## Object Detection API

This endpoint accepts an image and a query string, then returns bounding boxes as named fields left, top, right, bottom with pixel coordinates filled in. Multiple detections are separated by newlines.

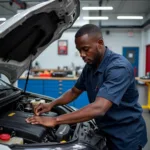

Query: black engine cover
left=0, top=111, right=52, bottom=143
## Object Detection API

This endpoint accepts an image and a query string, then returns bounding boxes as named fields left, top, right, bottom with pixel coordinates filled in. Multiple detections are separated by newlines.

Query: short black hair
left=75, top=24, right=102, bottom=39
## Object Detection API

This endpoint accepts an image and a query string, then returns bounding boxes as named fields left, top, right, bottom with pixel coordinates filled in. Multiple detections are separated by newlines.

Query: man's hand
left=26, top=116, right=57, bottom=127
left=33, top=103, right=52, bottom=116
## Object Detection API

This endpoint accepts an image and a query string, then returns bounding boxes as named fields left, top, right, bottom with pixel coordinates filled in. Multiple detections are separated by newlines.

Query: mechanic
left=26, top=24, right=147, bottom=150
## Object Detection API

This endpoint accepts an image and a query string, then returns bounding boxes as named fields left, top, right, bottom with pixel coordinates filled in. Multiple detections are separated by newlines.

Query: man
left=26, top=24, right=147, bottom=150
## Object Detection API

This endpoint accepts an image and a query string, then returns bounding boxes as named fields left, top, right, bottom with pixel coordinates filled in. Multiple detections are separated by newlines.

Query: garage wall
left=34, top=31, right=85, bottom=69
left=103, top=29, right=141, bottom=54
left=34, top=29, right=142, bottom=72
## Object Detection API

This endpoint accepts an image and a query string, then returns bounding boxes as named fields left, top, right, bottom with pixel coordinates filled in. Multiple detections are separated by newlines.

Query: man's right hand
left=33, top=103, right=52, bottom=116
left=33, top=87, right=82, bottom=116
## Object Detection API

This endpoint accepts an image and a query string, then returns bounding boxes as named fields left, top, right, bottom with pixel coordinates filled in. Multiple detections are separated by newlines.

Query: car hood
left=0, top=0, right=80, bottom=84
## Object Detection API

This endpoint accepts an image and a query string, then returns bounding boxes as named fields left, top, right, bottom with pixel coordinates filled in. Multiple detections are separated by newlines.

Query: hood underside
left=0, top=0, right=80, bottom=84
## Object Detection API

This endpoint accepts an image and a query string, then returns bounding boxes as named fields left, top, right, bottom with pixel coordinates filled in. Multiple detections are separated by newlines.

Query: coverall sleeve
left=96, top=66, right=132, bottom=105
left=74, top=67, right=86, bottom=91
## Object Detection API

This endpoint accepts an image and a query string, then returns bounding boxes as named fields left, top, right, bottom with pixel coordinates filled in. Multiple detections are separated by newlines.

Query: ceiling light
left=0, top=18, right=6, bottom=21
left=82, top=7, right=113, bottom=10
left=83, top=16, right=109, bottom=20
left=117, top=16, right=143, bottom=19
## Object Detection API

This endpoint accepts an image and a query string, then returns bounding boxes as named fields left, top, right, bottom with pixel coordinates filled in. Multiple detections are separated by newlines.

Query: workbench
left=18, top=77, right=89, bottom=109
left=136, top=77, right=150, bottom=110
left=19, top=77, right=148, bottom=109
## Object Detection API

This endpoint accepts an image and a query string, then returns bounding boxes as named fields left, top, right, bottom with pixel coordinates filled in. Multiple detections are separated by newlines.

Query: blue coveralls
left=75, top=48, right=147, bottom=150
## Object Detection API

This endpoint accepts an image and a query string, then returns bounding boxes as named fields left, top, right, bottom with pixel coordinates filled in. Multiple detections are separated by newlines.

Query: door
left=146, top=45, right=150, bottom=75
left=123, top=47, right=139, bottom=77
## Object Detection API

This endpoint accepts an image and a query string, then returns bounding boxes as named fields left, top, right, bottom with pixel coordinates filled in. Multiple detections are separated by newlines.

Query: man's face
left=75, top=34, right=104, bottom=65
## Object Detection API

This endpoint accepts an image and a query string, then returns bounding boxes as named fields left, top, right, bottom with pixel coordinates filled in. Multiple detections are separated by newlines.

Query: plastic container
left=31, top=99, right=45, bottom=105
left=0, top=137, right=24, bottom=145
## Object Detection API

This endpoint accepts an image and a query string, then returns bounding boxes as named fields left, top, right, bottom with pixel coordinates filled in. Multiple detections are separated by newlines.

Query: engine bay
left=0, top=82, right=108, bottom=150
left=0, top=94, right=79, bottom=145
left=0, top=90, right=98, bottom=146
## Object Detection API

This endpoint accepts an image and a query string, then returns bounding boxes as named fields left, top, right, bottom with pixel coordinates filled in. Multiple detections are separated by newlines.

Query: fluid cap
left=0, top=134, right=11, bottom=141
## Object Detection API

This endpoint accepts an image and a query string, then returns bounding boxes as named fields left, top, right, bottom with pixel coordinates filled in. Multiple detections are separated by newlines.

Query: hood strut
left=24, top=58, right=32, bottom=93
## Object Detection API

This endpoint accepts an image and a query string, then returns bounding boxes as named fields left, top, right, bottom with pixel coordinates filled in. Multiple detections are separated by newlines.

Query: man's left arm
left=55, top=97, right=112, bottom=125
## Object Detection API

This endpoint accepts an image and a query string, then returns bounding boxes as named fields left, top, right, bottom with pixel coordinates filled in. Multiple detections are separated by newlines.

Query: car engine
left=0, top=110, right=58, bottom=143
left=0, top=95, right=76, bottom=145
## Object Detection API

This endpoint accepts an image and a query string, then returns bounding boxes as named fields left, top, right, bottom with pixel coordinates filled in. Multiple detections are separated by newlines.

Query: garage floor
left=137, top=83, right=149, bottom=150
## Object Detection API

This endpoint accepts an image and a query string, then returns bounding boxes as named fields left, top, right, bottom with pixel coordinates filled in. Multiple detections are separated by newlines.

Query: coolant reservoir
left=31, top=99, right=45, bottom=105
left=0, top=137, right=24, bottom=145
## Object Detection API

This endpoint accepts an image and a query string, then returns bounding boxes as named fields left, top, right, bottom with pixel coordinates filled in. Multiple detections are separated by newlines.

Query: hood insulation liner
left=0, top=11, right=59, bottom=62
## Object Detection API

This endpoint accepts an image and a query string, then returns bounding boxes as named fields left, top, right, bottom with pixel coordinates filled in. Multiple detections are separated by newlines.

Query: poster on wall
left=58, top=40, right=68, bottom=55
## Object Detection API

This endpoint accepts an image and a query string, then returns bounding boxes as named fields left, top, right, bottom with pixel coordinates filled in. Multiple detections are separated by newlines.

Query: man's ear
left=98, top=39, right=104, bottom=45
left=97, top=39, right=104, bottom=49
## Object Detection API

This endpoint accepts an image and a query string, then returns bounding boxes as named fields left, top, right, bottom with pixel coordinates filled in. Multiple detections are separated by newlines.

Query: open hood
left=0, top=0, right=80, bottom=84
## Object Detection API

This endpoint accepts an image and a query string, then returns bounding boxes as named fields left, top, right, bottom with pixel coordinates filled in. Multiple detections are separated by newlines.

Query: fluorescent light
left=82, top=7, right=113, bottom=10
left=117, top=16, right=143, bottom=20
left=0, top=18, right=6, bottom=21
left=83, top=16, right=109, bottom=20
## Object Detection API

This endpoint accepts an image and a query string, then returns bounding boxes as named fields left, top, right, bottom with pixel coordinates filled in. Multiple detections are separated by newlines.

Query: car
left=0, top=0, right=107, bottom=150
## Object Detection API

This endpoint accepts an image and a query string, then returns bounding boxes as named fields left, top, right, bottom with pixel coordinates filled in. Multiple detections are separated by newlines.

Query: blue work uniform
left=75, top=48, right=147, bottom=150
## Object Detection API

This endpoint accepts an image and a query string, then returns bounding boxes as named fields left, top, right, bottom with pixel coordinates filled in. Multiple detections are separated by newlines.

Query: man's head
left=75, top=24, right=105, bottom=66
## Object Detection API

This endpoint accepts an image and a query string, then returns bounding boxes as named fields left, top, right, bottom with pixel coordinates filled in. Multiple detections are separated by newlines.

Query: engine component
left=40, top=112, right=58, bottom=117
left=24, top=103, right=32, bottom=113
left=55, top=124, right=71, bottom=142
left=0, top=134, right=11, bottom=141
left=19, top=97, right=46, bottom=113
left=0, top=111, right=57, bottom=143
left=30, top=99, right=45, bottom=106
left=0, top=136, right=24, bottom=145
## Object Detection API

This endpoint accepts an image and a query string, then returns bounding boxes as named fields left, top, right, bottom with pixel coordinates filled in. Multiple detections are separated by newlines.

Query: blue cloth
left=75, top=48, right=147, bottom=150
